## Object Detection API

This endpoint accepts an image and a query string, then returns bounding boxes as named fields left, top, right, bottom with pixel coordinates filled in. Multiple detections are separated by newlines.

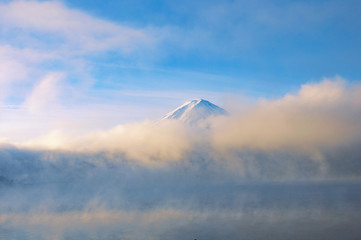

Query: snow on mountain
left=161, top=99, right=227, bottom=125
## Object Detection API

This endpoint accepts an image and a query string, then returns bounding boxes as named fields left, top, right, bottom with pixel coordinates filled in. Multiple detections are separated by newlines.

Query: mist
left=1, top=79, right=361, bottom=239
left=1, top=146, right=361, bottom=239
left=1, top=0, right=360, bottom=238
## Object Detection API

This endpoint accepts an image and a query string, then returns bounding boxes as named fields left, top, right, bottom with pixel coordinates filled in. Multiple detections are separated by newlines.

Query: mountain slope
left=162, top=99, right=227, bottom=125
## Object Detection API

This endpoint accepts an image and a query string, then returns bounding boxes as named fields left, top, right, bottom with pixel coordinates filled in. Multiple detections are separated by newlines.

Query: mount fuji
left=161, top=99, right=227, bottom=125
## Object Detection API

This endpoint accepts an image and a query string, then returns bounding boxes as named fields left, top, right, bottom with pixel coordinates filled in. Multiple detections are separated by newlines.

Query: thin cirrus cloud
left=0, top=45, right=41, bottom=101
left=0, top=0, right=154, bottom=54
left=0, top=0, right=157, bottom=100
left=23, top=72, right=65, bottom=112
left=0, top=0, right=162, bottom=137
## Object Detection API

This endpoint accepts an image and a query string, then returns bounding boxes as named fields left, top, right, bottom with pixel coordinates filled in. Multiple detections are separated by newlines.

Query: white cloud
left=0, top=45, right=34, bottom=101
left=0, top=0, right=153, bottom=54
left=0, top=0, right=158, bottom=104
left=0, top=0, right=164, bottom=139
left=24, top=72, right=64, bottom=112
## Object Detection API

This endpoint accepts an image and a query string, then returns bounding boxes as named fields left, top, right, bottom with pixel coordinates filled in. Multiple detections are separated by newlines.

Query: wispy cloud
left=24, top=72, right=64, bottom=112
left=0, top=0, right=153, bottom=54
left=0, top=0, right=165, bottom=140
left=0, top=1, right=360, bottom=239
left=0, top=0, right=158, bottom=103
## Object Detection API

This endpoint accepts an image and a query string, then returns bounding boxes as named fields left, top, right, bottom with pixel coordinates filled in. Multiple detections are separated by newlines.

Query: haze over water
left=1, top=0, right=361, bottom=239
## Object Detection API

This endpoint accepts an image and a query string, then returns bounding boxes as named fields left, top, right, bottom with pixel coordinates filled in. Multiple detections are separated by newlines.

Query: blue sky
left=0, top=0, right=361, bottom=141
left=63, top=0, right=361, bottom=89
left=2, top=2, right=361, bottom=238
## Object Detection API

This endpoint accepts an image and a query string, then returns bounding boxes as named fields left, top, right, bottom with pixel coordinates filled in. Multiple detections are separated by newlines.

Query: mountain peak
left=162, top=99, right=227, bottom=125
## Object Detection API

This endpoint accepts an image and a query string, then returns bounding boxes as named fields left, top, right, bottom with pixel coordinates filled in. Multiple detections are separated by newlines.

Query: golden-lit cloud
left=24, top=120, right=194, bottom=166
left=18, top=78, right=361, bottom=168
left=211, top=78, right=361, bottom=154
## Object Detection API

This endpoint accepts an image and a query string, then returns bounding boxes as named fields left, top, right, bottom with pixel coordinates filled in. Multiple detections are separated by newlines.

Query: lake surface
left=1, top=181, right=361, bottom=240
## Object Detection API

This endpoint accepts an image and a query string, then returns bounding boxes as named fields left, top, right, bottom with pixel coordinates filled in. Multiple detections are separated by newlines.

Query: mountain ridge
left=161, top=99, right=227, bottom=125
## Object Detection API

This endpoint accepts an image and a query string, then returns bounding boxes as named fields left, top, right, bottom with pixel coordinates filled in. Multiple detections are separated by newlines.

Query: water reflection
left=1, top=181, right=361, bottom=240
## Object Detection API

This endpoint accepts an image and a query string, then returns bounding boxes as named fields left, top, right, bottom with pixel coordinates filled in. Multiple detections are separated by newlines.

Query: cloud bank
left=0, top=78, right=353, bottom=180
left=212, top=78, right=361, bottom=153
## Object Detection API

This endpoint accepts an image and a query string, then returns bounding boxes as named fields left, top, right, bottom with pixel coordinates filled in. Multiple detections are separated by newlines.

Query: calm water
left=1, top=181, right=361, bottom=240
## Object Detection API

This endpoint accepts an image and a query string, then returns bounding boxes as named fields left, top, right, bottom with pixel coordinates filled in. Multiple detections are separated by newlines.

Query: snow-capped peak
left=162, top=99, right=227, bottom=125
